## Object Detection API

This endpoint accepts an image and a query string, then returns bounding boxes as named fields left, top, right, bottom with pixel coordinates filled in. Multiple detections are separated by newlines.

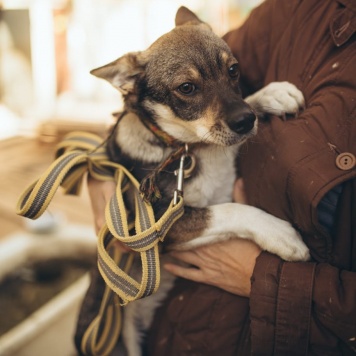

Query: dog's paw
left=270, top=221, right=310, bottom=262
left=253, top=214, right=310, bottom=262
left=244, top=208, right=310, bottom=261
left=246, top=81, right=305, bottom=118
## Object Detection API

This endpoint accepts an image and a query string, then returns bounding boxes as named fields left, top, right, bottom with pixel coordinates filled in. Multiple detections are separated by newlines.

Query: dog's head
left=91, top=7, right=257, bottom=146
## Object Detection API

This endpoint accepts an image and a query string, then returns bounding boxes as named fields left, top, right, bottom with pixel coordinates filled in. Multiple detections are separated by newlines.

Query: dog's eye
left=228, top=63, right=240, bottom=78
left=178, top=83, right=196, bottom=95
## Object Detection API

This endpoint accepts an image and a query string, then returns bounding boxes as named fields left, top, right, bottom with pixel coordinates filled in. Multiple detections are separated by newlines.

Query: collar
left=138, top=113, right=180, bottom=147
left=112, top=110, right=179, bottom=147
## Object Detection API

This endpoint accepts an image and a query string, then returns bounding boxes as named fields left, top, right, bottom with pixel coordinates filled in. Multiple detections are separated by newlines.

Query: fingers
left=164, top=250, right=204, bottom=282
left=169, top=251, right=200, bottom=265
left=87, top=176, right=116, bottom=202
left=164, top=240, right=262, bottom=296
left=87, top=177, right=116, bottom=234
left=164, top=261, right=203, bottom=282
left=233, top=178, right=247, bottom=204
left=87, top=177, right=131, bottom=252
left=113, top=240, right=132, bottom=252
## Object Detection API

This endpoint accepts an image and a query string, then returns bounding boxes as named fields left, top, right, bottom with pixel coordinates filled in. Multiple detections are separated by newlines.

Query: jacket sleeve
left=224, top=0, right=356, bottom=353
left=250, top=249, right=356, bottom=355
left=250, top=177, right=356, bottom=354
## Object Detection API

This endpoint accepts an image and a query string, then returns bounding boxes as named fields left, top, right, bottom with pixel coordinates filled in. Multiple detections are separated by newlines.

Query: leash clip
left=173, top=144, right=189, bottom=206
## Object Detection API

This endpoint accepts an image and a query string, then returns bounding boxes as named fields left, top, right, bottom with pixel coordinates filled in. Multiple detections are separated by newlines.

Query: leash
left=81, top=243, right=133, bottom=356
left=16, top=131, right=186, bottom=355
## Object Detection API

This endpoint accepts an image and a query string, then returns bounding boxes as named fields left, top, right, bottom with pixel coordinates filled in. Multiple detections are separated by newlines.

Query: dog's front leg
left=165, top=204, right=309, bottom=262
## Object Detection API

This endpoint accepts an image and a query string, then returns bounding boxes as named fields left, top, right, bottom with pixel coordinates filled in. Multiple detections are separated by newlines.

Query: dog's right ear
left=175, top=6, right=202, bottom=26
left=90, top=52, right=145, bottom=95
left=175, top=6, right=211, bottom=30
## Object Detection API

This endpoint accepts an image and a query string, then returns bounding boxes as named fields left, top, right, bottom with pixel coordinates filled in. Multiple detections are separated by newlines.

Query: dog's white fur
left=115, top=82, right=309, bottom=355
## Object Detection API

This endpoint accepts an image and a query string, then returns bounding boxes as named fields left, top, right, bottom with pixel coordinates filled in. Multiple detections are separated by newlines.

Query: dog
left=90, top=6, right=309, bottom=355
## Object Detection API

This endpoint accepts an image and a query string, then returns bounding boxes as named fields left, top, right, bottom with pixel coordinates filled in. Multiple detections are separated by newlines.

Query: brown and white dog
left=91, top=7, right=309, bottom=355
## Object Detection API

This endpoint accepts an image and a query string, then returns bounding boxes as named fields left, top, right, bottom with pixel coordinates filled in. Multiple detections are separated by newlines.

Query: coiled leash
left=16, top=131, right=187, bottom=355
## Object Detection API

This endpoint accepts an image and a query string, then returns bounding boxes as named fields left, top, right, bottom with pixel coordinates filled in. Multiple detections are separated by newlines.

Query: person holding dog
left=87, top=0, right=356, bottom=354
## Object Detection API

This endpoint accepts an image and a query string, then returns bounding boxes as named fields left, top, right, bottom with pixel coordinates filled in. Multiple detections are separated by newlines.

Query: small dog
left=91, top=7, right=309, bottom=355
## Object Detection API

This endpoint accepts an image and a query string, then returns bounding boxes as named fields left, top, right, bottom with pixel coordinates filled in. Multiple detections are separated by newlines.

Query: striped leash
left=16, top=131, right=185, bottom=355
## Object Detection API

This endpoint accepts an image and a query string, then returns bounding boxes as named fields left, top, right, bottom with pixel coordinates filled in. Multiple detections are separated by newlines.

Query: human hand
left=164, top=239, right=261, bottom=297
left=87, top=177, right=130, bottom=252
left=164, top=178, right=262, bottom=297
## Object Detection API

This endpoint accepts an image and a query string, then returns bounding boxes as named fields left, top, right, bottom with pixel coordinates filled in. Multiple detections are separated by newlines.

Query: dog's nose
left=228, top=113, right=256, bottom=134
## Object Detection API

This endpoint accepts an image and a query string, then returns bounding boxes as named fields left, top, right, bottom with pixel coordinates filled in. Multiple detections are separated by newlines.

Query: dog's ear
left=175, top=6, right=211, bottom=31
left=90, top=52, right=145, bottom=95
left=175, top=6, right=203, bottom=26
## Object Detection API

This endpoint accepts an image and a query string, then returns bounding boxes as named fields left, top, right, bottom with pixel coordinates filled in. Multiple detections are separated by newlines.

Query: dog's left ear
left=175, top=6, right=210, bottom=29
left=90, top=52, right=145, bottom=95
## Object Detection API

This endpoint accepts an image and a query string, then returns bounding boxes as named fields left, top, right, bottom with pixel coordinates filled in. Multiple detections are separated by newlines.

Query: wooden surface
left=0, top=136, right=94, bottom=240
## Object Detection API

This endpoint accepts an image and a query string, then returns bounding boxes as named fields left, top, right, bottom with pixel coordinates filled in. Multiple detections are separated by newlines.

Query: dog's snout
left=228, top=113, right=256, bottom=134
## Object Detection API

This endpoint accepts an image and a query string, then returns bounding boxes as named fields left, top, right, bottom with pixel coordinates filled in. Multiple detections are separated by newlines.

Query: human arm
left=225, top=0, right=356, bottom=351
left=248, top=179, right=356, bottom=354
left=164, top=182, right=356, bottom=354
left=167, top=0, right=356, bottom=353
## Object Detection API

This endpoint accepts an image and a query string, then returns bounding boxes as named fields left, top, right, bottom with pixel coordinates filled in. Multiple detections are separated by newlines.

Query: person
left=88, top=0, right=356, bottom=354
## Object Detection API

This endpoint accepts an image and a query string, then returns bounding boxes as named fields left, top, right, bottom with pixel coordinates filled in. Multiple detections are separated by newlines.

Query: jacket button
left=335, top=152, right=356, bottom=170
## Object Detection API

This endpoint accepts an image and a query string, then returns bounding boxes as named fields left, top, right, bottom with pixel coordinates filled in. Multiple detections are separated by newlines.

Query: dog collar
left=112, top=111, right=179, bottom=147
left=138, top=114, right=179, bottom=147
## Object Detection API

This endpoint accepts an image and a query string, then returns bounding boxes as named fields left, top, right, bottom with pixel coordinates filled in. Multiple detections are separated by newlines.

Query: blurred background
left=0, top=0, right=263, bottom=139
left=0, top=1, right=263, bottom=355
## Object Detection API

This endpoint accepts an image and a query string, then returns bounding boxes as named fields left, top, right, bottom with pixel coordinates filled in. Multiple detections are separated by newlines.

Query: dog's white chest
left=184, top=145, right=237, bottom=207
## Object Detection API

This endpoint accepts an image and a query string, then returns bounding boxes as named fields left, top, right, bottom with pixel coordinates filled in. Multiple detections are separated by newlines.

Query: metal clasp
left=173, top=144, right=195, bottom=206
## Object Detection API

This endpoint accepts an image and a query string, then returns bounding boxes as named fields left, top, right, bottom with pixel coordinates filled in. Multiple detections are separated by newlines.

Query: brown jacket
left=147, top=0, right=356, bottom=355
